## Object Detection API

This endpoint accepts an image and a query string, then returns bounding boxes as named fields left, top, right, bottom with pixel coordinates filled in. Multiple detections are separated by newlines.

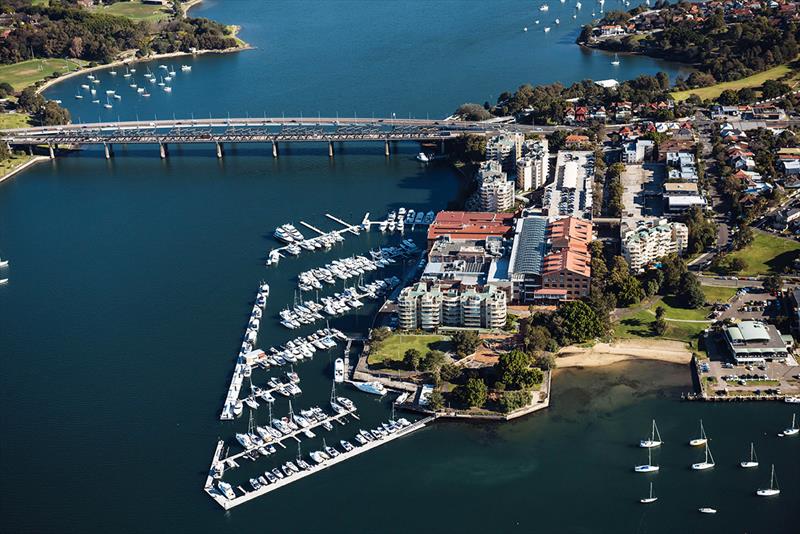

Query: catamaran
left=639, top=419, right=662, bottom=448
left=740, top=442, right=759, bottom=468
left=634, top=447, right=659, bottom=473
left=689, top=419, right=708, bottom=446
left=691, top=442, right=715, bottom=470
left=780, top=413, right=798, bottom=436
left=640, top=482, right=657, bottom=503
left=756, top=464, right=780, bottom=496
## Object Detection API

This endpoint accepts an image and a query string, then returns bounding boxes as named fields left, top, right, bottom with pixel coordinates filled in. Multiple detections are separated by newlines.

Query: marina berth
left=205, top=416, right=430, bottom=509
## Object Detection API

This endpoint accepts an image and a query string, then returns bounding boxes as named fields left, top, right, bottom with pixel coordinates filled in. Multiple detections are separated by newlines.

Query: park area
left=92, top=0, right=172, bottom=21
left=670, top=62, right=798, bottom=101
left=725, top=231, right=800, bottom=276
left=0, top=58, right=87, bottom=92
left=367, top=334, right=451, bottom=366
left=614, top=285, right=736, bottom=346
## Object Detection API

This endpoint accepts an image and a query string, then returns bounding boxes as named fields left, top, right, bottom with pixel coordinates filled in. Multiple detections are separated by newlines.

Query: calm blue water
left=1, top=1, right=797, bottom=533
left=46, top=0, right=692, bottom=122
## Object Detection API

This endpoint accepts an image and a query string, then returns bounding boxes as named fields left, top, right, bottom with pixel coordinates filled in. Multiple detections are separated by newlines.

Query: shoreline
left=557, top=339, right=693, bottom=369
left=0, top=155, right=48, bottom=185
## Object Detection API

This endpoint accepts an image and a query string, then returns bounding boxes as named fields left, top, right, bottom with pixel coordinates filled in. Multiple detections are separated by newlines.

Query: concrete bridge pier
left=48, top=144, right=55, bottom=159
left=328, top=141, right=334, bottom=158
left=216, top=142, right=223, bottom=159
left=159, top=142, right=167, bottom=159
left=103, top=142, right=112, bottom=160
left=271, top=140, right=278, bottom=158
left=384, top=140, right=390, bottom=157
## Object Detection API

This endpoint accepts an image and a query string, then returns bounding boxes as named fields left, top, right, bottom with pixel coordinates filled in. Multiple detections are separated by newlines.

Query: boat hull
left=689, top=438, right=707, bottom=447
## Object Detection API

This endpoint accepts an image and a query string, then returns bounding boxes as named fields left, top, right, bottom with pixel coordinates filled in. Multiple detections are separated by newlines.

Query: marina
left=266, top=214, right=363, bottom=267
left=205, top=415, right=433, bottom=510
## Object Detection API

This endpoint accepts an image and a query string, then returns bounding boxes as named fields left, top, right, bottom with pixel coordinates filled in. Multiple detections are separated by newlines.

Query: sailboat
left=0, top=258, right=8, bottom=268
left=780, top=413, right=798, bottom=436
left=689, top=419, right=708, bottom=446
left=611, top=53, right=620, bottom=66
left=640, top=482, right=657, bottom=504
left=103, top=97, right=112, bottom=109
left=691, top=442, right=715, bottom=470
left=639, top=419, right=662, bottom=448
left=756, top=464, right=780, bottom=496
left=634, top=447, right=659, bottom=473
left=740, top=442, right=759, bottom=468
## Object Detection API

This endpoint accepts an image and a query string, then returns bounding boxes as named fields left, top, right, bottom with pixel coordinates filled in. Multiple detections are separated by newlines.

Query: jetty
left=204, top=415, right=434, bottom=510
left=266, top=213, right=365, bottom=267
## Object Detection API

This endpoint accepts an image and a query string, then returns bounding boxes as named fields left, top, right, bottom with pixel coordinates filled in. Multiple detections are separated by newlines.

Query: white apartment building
left=477, top=161, right=514, bottom=212
left=396, top=282, right=507, bottom=331
left=621, top=218, right=689, bottom=272
left=485, top=133, right=523, bottom=171
left=516, top=143, right=549, bottom=193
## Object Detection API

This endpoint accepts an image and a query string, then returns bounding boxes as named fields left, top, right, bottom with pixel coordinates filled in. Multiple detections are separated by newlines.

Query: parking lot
left=712, top=286, right=783, bottom=322
left=700, top=330, right=800, bottom=398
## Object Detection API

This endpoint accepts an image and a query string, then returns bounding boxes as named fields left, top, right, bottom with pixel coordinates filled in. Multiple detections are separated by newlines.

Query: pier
left=205, top=416, right=434, bottom=510
left=266, top=213, right=365, bottom=267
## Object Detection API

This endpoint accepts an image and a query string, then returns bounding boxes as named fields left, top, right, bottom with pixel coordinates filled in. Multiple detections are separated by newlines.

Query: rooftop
left=427, top=211, right=514, bottom=242
left=508, top=216, right=547, bottom=275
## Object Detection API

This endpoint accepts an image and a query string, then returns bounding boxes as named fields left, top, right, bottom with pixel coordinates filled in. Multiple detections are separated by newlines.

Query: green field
left=0, top=112, right=32, bottom=130
left=368, top=334, right=451, bottom=365
left=645, top=286, right=735, bottom=321
left=614, top=309, right=707, bottom=346
left=94, top=1, right=172, bottom=21
left=701, top=285, right=737, bottom=303
left=0, top=153, right=34, bottom=179
left=671, top=63, right=797, bottom=101
left=0, top=58, right=87, bottom=92
left=726, top=231, right=800, bottom=276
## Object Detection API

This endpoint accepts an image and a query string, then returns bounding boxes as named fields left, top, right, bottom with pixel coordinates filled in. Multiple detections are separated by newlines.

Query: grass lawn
left=368, top=334, right=451, bottom=366
left=0, top=112, right=32, bottom=130
left=646, top=286, right=735, bottom=322
left=0, top=153, right=34, bottom=178
left=671, top=62, right=797, bottom=101
left=94, top=0, right=172, bottom=21
left=0, top=58, right=87, bottom=92
left=726, top=230, right=800, bottom=276
left=615, top=304, right=708, bottom=347
left=701, top=285, right=737, bottom=303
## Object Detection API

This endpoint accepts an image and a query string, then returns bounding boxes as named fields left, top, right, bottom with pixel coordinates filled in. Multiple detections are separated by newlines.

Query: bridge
left=0, top=117, right=553, bottom=159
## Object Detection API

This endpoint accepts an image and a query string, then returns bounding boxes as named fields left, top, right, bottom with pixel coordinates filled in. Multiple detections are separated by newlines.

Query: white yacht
left=634, top=448, right=659, bottom=473
left=689, top=419, right=708, bottom=446
left=781, top=413, right=798, bottom=436
left=639, top=419, right=662, bottom=448
left=0, top=278, right=8, bottom=285
left=217, top=481, right=236, bottom=499
left=181, top=65, right=192, bottom=71
left=539, top=4, right=549, bottom=10
left=416, top=152, right=430, bottom=162
left=334, top=358, right=344, bottom=383
left=576, top=1, right=582, bottom=9
left=544, top=27, right=551, bottom=33
left=698, top=508, right=717, bottom=514
left=691, top=443, right=715, bottom=470
left=164, top=86, right=172, bottom=93
left=353, top=381, right=387, bottom=396
left=0, top=258, right=8, bottom=267
left=740, top=442, right=758, bottom=468
left=756, top=464, right=780, bottom=496
left=274, top=226, right=294, bottom=243
left=640, top=482, right=657, bottom=504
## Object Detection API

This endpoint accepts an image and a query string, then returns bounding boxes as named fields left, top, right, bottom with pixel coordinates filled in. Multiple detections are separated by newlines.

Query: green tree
left=652, top=316, right=668, bottom=336
left=556, top=300, right=604, bottom=344
left=535, top=352, right=556, bottom=371
left=440, top=362, right=461, bottom=382
left=655, top=305, right=666, bottom=319
left=39, top=101, right=70, bottom=126
left=17, top=87, right=44, bottom=113
left=428, top=389, right=444, bottom=411
left=521, top=323, right=553, bottom=352
left=680, top=272, right=705, bottom=309
left=0, top=82, right=13, bottom=98
left=660, top=254, right=687, bottom=295
left=420, top=350, right=447, bottom=372
left=732, top=226, right=754, bottom=250
left=616, top=275, right=644, bottom=307
left=451, top=330, right=480, bottom=359
left=497, top=349, right=536, bottom=390
left=455, top=103, right=492, bottom=121
left=763, top=274, right=783, bottom=295
left=498, top=390, right=531, bottom=413
left=460, top=378, right=488, bottom=408
left=403, top=348, right=422, bottom=371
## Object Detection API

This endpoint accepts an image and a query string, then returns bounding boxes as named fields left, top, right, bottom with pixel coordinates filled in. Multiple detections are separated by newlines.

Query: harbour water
left=1, top=1, right=797, bottom=532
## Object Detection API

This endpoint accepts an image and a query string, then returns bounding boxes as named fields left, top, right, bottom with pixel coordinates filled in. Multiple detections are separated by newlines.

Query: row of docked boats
left=297, top=255, right=379, bottom=290
left=378, top=208, right=435, bottom=232
left=220, top=282, right=270, bottom=420
left=261, top=327, right=347, bottom=365
left=216, top=417, right=413, bottom=501
left=0, top=256, right=8, bottom=285
left=279, top=280, right=398, bottom=329
left=634, top=417, right=796, bottom=507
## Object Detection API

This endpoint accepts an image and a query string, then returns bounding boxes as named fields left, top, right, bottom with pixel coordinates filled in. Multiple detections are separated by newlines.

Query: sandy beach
left=557, top=339, right=693, bottom=368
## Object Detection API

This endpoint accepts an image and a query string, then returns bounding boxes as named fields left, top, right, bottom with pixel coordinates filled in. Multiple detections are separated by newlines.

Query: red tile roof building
left=541, top=217, right=592, bottom=299
left=427, top=211, right=514, bottom=247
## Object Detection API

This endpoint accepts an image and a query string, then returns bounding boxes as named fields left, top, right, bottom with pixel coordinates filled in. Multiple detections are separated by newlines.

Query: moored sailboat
left=691, top=442, right=715, bottom=470
left=634, top=447, right=659, bottom=473
left=639, top=419, right=662, bottom=448
left=756, top=464, right=780, bottom=496
left=640, top=482, right=657, bottom=504
left=689, top=419, right=708, bottom=446
left=740, top=442, right=758, bottom=468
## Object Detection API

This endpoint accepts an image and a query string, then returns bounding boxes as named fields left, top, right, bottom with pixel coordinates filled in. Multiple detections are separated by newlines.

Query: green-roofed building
left=723, top=320, right=793, bottom=364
